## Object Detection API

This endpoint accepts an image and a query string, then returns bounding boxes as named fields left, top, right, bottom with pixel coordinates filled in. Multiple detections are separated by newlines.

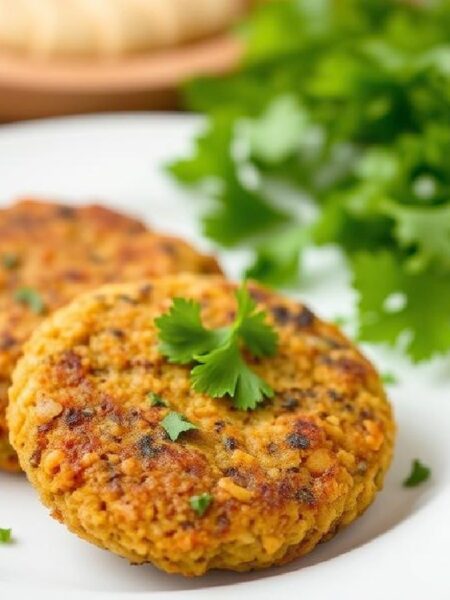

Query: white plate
left=0, top=114, right=448, bottom=600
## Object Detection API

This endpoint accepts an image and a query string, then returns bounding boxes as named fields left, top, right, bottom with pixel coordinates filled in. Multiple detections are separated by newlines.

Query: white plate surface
left=0, top=114, right=448, bottom=600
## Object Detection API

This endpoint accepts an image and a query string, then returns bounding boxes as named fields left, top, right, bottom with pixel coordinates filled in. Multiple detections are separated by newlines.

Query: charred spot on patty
left=286, top=432, right=310, bottom=450
left=137, top=434, right=160, bottom=459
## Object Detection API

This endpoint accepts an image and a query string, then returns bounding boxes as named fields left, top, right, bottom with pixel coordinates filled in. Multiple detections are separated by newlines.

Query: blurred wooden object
left=0, top=34, right=242, bottom=121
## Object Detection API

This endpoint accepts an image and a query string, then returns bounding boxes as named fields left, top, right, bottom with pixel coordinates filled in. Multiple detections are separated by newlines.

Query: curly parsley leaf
left=403, top=459, right=431, bottom=487
left=190, top=493, right=213, bottom=516
left=0, top=528, right=12, bottom=544
left=161, top=411, right=197, bottom=442
left=156, top=284, right=278, bottom=410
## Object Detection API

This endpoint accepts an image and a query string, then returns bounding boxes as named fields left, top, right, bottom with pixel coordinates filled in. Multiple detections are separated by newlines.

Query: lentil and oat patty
left=8, top=274, right=395, bottom=576
left=0, top=200, right=220, bottom=471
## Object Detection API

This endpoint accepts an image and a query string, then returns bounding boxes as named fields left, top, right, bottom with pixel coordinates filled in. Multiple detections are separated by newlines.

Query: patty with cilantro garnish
left=0, top=200, right=220, bottom=472
left=8, top=274, right=395, bottom=576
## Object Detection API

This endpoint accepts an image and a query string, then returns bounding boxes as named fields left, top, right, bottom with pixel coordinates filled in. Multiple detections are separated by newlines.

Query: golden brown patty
left=8, top=274, right=395, bottom=576
left=0, top=200, right=220, bottom=471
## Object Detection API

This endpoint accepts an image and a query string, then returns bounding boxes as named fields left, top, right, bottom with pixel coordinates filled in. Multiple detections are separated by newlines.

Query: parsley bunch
left=168, top=0, right=450, bottom=362
left=155, top=285, right=278, bottom=409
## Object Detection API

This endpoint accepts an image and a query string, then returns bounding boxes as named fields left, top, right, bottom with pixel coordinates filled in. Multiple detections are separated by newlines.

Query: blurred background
left=0, top=0, right=448, bottom=361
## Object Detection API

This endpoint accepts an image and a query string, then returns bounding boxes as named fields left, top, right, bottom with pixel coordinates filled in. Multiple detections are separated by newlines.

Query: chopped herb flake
left=190, top=493, right=213, bottom=516
left=148, top=392, right=167, bottom=407
left=161, top=411, right=197, bottom=442
left=2, top=253, right=20, bottom=270
left=14, top=287, right=45, bottom=314
left=403, top=460, right=431, bottom=488
left=381, top=372, right=398, bottom=385
left=0, top=528, right=12, bottom=544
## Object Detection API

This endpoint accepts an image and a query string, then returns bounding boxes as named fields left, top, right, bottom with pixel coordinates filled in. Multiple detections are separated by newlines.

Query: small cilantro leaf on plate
left=381, top=372, right=398, bottom=385
left=403, top=459, right=431, bottom=488
left=161, top=411, right=197, bottom=442
left=14, top=287, right=45, bottom=315
left=0, top=528, right=12, bottom=544
left=190, top=493, right=213, bottom=516
left=148, top=393, right=167, bottom=407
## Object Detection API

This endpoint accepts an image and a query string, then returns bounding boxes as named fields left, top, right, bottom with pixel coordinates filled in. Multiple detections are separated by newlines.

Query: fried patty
left=8, top=274, right=395, bottom=576
left=0, top=200, right=220, bottom=471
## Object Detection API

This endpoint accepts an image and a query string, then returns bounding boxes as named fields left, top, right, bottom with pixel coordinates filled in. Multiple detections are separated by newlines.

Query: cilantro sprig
left=168, top=0, right=450, bottom=363
left=156, top=284, right=278, bottom=410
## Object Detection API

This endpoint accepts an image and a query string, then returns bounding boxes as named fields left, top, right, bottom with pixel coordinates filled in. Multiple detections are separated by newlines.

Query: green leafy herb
left=161, top=411, right=197, bottom=442
left=332, top=315, right=351, bottom=327
left=2, top=253, right=20, bottom=270
left=190, top=493, right=213, bottom=516
left=381, top=372, right=398, bottom=385
left=14, top=287, right=45, bottom=315
left=352, top=252, right=450, bottom=362
left=403, top=459, right=431, bottom=487
left=155, top=298, right=226, bottom=364
left=168, top=0, right=450, bottom=362
left=148, top=392, right=167, bottom=407
left=156, top=284, right=278, bottom=410
left=0, top=528, right=11, bottom=544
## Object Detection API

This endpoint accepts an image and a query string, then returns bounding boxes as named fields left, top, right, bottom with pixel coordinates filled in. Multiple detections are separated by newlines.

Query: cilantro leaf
left=203, top=174, right=289, bottom=247
left=241, top=95, right=309, bottom=165
left=190, top=493, right=213, bottom=516
left=155, top=298, right=224, bottom=364
left=403, top=459, right=431, bottom=487
left=0, top=528, right=11, bottom=544
left=352, top=251, right=450, bottom=361
left=192, top=341, right=273, bottom=411
left=384, top=203, right=450, bottom=272
left=161, top=412, right=197, bottom=442
left=14, top=287, right=45, bottom=315
left=148, top=392, right=167, bottom=407
left=246, top=226, right=309, bottom=288
left=234, top=286, right=278, bottom=357
left=156, top=284, right=278, bottom=410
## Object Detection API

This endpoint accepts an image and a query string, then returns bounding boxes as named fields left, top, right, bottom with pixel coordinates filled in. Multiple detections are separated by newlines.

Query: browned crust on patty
left=8, top=274, right=395, bottom=575
left=0, top=199, right=221, bottom=471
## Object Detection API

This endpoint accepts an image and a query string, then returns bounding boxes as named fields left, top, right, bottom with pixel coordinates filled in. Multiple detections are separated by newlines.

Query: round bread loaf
left=0, top=0, right=249, bottom=58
